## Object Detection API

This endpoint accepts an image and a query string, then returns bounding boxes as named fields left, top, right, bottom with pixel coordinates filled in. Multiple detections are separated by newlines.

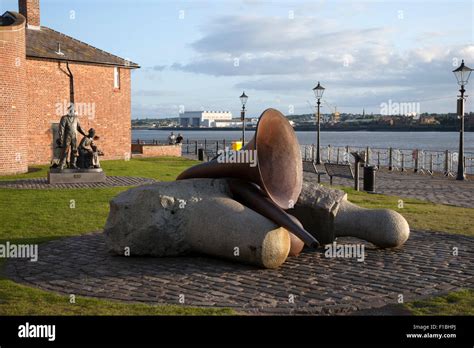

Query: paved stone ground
left=5, top=230, right=473, bottom=315
left=0, top=176, right=156, bottom=189
left=305, top=170, right=474, bottom=208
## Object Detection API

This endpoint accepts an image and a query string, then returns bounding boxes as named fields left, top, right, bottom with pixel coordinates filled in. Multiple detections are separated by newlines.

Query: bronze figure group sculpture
left=52, top=105, right=103, bottom=170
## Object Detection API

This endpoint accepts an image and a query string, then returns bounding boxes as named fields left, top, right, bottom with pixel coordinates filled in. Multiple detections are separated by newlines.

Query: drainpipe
left=66, top=61, right=74, bottom=106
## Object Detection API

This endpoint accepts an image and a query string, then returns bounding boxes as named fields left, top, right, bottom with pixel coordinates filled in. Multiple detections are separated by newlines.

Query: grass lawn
left=404, top=289, right=474, bottom=315
left=341, top=187, right=474, bottom=237
left=0, top=157, right=472, bottom=315
left=0, top=272, right=233, bottom=316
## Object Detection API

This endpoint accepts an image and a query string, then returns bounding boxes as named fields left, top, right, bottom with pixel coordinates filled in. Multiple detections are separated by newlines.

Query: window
left=114, top=67, right=120, bottom=89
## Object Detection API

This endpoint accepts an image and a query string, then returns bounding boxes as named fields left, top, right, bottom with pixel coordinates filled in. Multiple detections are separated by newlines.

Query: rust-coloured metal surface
left=227, top=179, right=319, bottom=249
left=177, top=108, right=303, bottom=210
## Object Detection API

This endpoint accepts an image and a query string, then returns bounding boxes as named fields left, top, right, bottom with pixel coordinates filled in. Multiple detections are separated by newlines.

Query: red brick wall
left=26, top=59, right=133, bottom=165
left=0, top=13, right=29, bottom=175
left=19, top=0, right=40, bottom=27
left=132, top=144, right=182, bottom=157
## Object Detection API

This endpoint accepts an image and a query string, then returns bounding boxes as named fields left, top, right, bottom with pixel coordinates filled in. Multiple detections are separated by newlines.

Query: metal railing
left=134, top=138, right=474, bottom=176
left=301, top=144, right=474, bottom=175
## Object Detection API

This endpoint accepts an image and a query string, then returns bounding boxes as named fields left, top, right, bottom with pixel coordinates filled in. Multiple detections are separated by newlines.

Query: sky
left=1, top=0, right=473, bottom=118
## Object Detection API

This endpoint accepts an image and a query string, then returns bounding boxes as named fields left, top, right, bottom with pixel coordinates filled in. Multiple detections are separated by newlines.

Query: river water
left=133, top=130, right=474, bottom=152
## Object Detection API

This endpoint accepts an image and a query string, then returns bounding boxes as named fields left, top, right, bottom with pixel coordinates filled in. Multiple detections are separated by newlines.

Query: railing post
left=354, top=160, right=360, bottom=191
left=377, top=151, right=381, bottom=169
left=346, top=146, right=350, bottom=163
left=429, top=153, right=433, bottom=174
left=444, top=150, right=450, bottom=176
left=388, top=147, right=393, bottom=171
left=401, top=152, right=405, bottom=172
left=414, top=149, right=419, bottom=173
left=204, top=139, right=207, bottom=152
left=223, top=139, right=226, bottom=150
left=216, top=140, right=219, bottom=153
left=312, top=144, right=315, bottom=162
left=186, top=139, right=189, bottom=154
left=195, top=140, right=198, bottom=155
left=327, top=145, right=331, bottom=163
left=366, top=146, right=370, bottom=165
left=336, top=147, right=340, bottom=164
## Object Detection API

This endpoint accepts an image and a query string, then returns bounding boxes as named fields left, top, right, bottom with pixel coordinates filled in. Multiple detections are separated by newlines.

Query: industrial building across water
left=179, top=111, right=261, bottom=128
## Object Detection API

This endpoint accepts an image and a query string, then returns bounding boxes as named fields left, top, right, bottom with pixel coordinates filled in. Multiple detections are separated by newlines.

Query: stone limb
left=104, top=179, right=290, bottom=268
left=334, top=200, right=410, bottom=248
left=289, top=182, right=410, bottom=248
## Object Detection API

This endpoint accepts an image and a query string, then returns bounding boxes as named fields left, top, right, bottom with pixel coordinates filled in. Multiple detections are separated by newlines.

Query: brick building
left=0, top=0, right=139, bottom=175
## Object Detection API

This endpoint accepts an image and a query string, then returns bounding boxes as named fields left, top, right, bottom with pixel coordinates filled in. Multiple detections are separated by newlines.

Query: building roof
left=26, top=26, right=140, bottom=68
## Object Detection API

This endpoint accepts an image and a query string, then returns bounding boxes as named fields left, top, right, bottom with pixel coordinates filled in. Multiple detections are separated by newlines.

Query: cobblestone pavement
left=0, top=176, right=156, bottom=189
left=5, top=230, right=473, bottom=315
left=305, top=170, right=474, bottom=208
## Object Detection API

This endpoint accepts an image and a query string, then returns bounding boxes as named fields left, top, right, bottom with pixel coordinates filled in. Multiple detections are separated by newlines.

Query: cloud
left=172, top=14, right=473, bottom=91
left=152, top=65, right=167, bottom=71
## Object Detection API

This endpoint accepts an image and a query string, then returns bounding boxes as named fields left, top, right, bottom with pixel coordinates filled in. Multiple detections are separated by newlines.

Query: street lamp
left=453, top=60, right=473, bottom=180
left=240, top=91, right=248, bottom=144
left=312, top=82, right=325, bottom=164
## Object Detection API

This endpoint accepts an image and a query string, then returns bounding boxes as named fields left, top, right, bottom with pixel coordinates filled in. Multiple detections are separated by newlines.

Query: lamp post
left=240, top=91, right=248, bottom=144
left=312, top=82, right=325, bottom=164
left=453, top=60, right=473, bottom=181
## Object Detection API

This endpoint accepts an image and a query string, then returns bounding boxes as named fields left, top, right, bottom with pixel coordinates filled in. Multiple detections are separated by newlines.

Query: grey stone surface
left=48, top=169, right=106, bottom=184
left=334, top=201, right=410, bottom=248
left=104, top=179, right=291, bottom=268
left=5, top=230, right=473, bottom=315
left=289, top=182, right=409, bottom=248
left=289, top=182, right=347, bottom=244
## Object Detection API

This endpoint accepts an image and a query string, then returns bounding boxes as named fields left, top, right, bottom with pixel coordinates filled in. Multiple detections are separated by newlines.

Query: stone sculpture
left=105, top=179, right=291, bottom=269
left=289, top=182, right=410, bottom=248
left=104, top=107, right=410, bottom=269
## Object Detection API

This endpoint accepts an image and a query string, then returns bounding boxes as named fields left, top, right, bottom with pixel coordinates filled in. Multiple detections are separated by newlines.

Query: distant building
left=179, top=111, right=232, bottom=127
left=214, top=119, right=243, bottom=128
left=419, top=115, right=439, bottom=125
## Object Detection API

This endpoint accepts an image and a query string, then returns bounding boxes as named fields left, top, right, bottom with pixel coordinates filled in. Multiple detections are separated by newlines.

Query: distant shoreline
left=132, top=126, right=473, bottom=132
